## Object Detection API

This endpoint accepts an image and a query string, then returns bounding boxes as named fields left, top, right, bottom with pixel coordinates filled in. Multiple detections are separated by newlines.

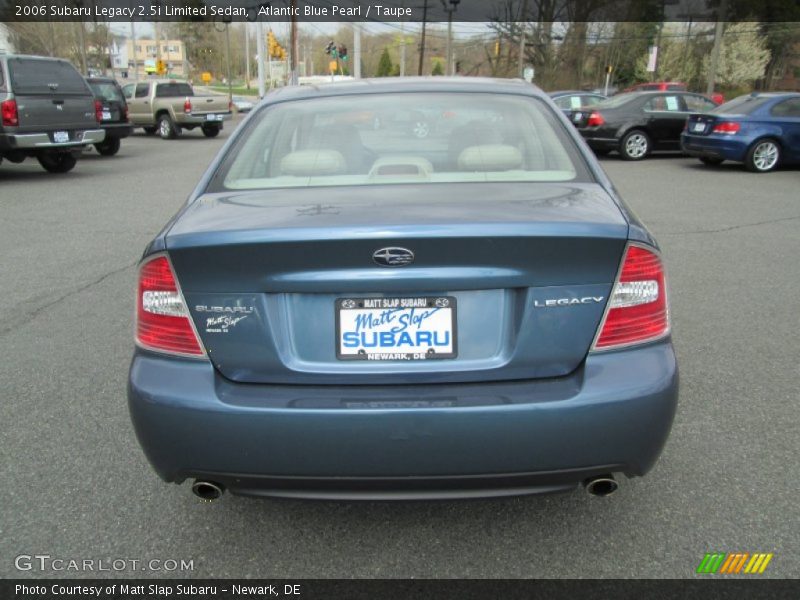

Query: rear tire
left=201, top=124, right=220, bottom=138
left=94, top=137, right=121, bottom=156
left=620, top=130, right=650, bottom=160
left=143, top=126, right=157, bottom=135
left=699, top=157, right=724, bottom=166
left=745, top=139, right=780, bottom=173
left=37, top=152, right=77, bottom=173
left=158, top=114, right=179, bottom=140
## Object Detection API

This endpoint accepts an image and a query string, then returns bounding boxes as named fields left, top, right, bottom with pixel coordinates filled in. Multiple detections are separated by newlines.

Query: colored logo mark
left=697, top=552, right=774, bottom=574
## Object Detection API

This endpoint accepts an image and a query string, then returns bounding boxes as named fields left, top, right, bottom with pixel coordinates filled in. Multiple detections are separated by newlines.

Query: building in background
left=125, top=39, right=187, bottom=79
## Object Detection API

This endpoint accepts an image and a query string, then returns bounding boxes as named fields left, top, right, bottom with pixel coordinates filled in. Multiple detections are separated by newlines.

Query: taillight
left=587, top=111, right=604, bottom=127
left=94, top=99, right=103, bottom=123
left=2, top=99, right=19, bottom=126
left=184, top=98, right=192, bottom=114
left=593, top=244, right=669, bottom=351
left=712, top=121, right=740, bottom=134
left=135, top=255, right=205, bottom=358
left=123, top=105, right=129, bottom=122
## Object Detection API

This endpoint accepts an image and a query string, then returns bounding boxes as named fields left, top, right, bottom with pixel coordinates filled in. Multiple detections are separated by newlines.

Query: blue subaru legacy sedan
left=682, top=92, right=800, bottom=172
left=128, top=78, right=678, bottom=501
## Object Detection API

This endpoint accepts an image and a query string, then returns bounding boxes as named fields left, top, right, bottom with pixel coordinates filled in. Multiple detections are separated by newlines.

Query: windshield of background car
left=715, top=95, right=773, bottom=114
left=595, top=93, right=641, bottom=109
left=89, top=81, right=124, bottom=102
left=9, top=58, right=88, bottom=95
left=155, top=83, right=194, bottom=97
left=212, top=92, right=589, bottom=191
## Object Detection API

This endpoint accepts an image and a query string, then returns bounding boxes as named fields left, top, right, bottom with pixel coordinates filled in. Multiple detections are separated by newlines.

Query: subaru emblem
left=372, top=247, right=415, bottom=267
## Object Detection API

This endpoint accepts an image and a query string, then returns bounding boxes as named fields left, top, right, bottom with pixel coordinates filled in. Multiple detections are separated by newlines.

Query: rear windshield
left=155, top=83, right=194, bottom=97
left=714, top=95, right=773, bottom=115
left=89, top=81, right=124, bottom=102
left=9, top=58, right=88, bottom=95
left=595, top=93, right=641, bottom=109
left=210, top=92, right=589, bottom=192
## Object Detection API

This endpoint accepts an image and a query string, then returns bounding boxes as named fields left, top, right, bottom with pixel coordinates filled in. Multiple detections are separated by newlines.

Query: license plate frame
left=691, top=122, right=705, bottom=133
left=53, top=131, right=69, bottom=143
left=335, top=296, right=458, bottom=361
left=206, top=114, right=218, bottom=121
left=102, top=110, right=112, bottom=121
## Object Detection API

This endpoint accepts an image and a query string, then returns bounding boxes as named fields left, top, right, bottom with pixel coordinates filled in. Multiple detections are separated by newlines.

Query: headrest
left=280, top=150, right=347, bottom=176
left=457, top=145, right=523, bottom=172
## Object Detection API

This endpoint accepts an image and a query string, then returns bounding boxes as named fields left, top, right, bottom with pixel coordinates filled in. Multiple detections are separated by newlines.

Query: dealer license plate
left=336, top=297, right=457, bottom=361
left=53, top=131, right=69, bottom=143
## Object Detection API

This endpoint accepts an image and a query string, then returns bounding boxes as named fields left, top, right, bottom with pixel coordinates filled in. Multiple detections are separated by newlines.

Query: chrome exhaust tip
left=584, top=475, right=618, bottom=497
left=191, top=480, right=225, bottom=502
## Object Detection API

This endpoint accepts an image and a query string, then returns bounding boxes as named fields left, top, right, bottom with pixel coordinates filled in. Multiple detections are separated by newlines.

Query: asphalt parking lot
left=1, top=118, right=798, bottom=579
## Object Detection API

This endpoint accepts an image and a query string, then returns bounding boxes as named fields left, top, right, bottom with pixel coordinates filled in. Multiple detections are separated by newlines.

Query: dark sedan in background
left=549, top=90, right=606, bottom=124
left=682, top=92, right=800, bottom=173
left=86, top=76, right=131, bottom=156
left=576, top=91, right=719, bottom=160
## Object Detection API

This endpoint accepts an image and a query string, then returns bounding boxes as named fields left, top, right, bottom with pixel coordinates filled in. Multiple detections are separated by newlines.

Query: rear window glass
left=9, top=58, right=88, bottom=95
left=155, top=83, right=194, bottom=97
left=89, top=81, right=124, bottom=102
left=210, top=92, right=590, bottom=192
left=596, top=93, right=641, bottom=109
left=715, top=95, right=773, bottom=114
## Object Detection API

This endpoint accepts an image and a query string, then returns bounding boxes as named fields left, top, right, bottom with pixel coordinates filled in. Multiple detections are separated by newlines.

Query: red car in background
left=623, top=82, right=724, bottom=105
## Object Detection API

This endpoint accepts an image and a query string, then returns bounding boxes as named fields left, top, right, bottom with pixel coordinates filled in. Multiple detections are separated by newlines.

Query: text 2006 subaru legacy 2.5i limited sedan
left=128, top=78, right=678, bottom=501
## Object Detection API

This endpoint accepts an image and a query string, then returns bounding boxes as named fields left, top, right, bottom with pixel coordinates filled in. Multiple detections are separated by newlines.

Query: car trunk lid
left=166, top=183, right=629, bottom=385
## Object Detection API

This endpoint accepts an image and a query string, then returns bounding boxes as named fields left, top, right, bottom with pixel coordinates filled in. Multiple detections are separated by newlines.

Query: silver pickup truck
left=0, top=53, right=105, bottom=173
left=122, top=79, right=232, bottom=139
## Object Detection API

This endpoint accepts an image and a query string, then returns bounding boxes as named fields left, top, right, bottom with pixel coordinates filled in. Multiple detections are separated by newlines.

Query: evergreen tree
left=376, top=48, right=393, bottom=77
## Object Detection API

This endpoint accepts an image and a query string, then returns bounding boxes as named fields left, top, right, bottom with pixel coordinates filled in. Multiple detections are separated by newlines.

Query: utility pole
left=257, top=20, right=266, bottom=98
left=418, top=0, right=428, bottom=76
left=289, top=0, right=299, bottom=85
left=399, top=20, right=406, bottom=76
left=706, top=0, right=728, bottom=96
left=245, top=23, right=251, bottom=89
left=517, top=0, right=528, bottom=78
left=353, top=24, right=361, bottom=79
left=225, top=23, right=232, bottom=104
left=130, top=20, right=138, bottom=82
left=445, top=5, right=452, bottom=76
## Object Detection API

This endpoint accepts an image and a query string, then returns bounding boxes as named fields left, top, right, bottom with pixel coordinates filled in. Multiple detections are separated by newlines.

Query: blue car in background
left=128, top=78, right=678, bottom=502
left=682, top=92, right=800, bottom=172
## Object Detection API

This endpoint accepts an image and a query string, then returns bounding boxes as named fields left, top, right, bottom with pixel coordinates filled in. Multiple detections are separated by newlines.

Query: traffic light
left=338, top=45, right=348, bottom=61
left=325, top=41, right=335, bottom=55
left=267, top=30, right=286, bottom=59
left=156, top=60, right=167, bottom=75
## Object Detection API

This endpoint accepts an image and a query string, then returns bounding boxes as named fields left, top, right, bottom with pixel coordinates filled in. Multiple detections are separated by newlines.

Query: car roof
left=266, top=77, right=545, bottom=102
left=85, top=76, right=117, bottom=83
left=549, top=90, right=603, bottom=97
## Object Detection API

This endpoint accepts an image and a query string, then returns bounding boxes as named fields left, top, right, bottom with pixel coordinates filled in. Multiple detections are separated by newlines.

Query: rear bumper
left=0, top=129, right=105, bottom=150
left=180, top=112, right=232, bottom=126
left=100, top=123, right=133, bottom=139
left=680, top=133, right=749, bottom=162
left=128, top=340, right=678, bottom=499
